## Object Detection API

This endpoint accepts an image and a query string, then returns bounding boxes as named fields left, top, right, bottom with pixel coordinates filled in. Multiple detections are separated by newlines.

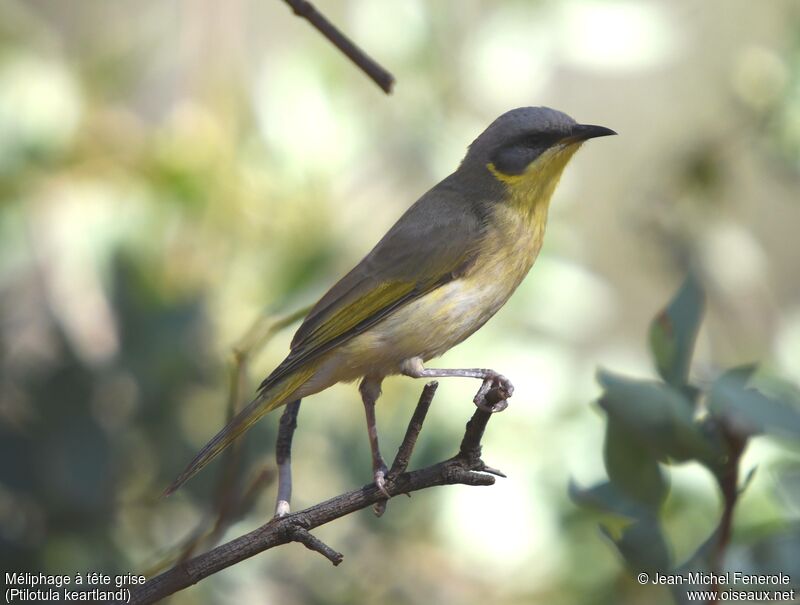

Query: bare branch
left=388, top=381, right=438, bottom=478
left=128, top=386, right=504, bottom=605
left=709, top=426, right=747, bottom=605
left=289, top=526, right=344, bottom=565
left=153, top=308, right=308, bottom=569
left=374, top=381, right=438, bottom=517
left=282, top=0, right=395, bottom=93
left=460, top=383, right=509, bottom=461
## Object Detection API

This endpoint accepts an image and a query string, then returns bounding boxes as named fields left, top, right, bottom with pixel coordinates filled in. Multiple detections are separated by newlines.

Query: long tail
left=163, top=365, right=316, bottom=496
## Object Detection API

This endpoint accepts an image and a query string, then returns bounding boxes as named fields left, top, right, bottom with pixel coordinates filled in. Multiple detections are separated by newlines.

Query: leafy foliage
left=571, top=274, right=800, bottom=602
left=648, top=272, right=705, bottom=389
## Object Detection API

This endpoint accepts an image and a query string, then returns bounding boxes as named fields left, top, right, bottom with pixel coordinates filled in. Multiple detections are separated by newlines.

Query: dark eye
left=525, top=132, right=561, bottom=150
left=490, top=132, right=562, bottom=175
left=524, top=134, right=545, bottom=147
left=491, top=145, right=535, bottom=175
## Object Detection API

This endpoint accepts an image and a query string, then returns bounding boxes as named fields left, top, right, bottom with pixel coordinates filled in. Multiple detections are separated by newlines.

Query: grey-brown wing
left=259, top=179, right=487, bottom=392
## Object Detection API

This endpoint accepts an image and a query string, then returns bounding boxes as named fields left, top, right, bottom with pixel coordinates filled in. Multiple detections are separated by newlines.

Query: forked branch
left=129, top=382, right=506, bottom=604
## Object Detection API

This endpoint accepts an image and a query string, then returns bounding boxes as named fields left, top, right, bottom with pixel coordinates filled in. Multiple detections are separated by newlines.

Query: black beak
left=565, top=123, right=617, bottom=142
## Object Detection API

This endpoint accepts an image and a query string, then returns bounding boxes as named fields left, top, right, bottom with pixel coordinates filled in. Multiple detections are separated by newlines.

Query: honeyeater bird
left=166, top=106, right=615, bottom=508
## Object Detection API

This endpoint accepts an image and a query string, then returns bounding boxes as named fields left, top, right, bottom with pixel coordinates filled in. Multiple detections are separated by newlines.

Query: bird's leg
left=359, top=376, right=390, bottom=498
left=274, top=399, right=301, bottom=518
left=401, top=358, right=513, bottom=413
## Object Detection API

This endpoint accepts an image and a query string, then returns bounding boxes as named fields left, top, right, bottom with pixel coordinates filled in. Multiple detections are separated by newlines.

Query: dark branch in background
left=145, top=309, right=309, bottom=574
left=128, top=382, right=507, bottom=605
left=282, top=0, right=395, bottom=93
left=709, top=424, right=746, bottom=605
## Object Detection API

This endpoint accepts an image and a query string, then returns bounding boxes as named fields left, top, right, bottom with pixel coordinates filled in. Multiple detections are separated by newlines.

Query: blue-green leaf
left=597, top=370, right=722, bottom=464
left=648, top=273, right=705, bottom=388
left=601, top=517, right=672, bottom=573
left=708, top=366, right=800, bottom=440
left=569, top=479, right=648, bottom=521
left=604, top=417, right=668, bottom=513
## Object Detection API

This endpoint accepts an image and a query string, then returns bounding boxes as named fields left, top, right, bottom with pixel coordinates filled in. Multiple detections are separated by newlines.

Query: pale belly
left=303, top=208, right=546, bottom=388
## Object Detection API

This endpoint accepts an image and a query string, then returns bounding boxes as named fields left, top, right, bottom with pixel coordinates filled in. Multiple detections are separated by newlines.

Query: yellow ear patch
left=487, top=162, right=524, bottom=185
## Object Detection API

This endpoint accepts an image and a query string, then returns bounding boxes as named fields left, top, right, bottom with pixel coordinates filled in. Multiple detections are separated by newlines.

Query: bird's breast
left=327, top=203, right=548, bottom=379
left=436, top=202, right=547, bottom=339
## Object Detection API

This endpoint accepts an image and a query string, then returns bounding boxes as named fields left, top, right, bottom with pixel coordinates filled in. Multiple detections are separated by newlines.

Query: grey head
left=460, top=106, right=616, bottom=176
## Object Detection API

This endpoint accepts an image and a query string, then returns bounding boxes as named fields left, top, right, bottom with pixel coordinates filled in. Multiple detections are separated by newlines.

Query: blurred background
left=1, top=0, right=800, bottom=603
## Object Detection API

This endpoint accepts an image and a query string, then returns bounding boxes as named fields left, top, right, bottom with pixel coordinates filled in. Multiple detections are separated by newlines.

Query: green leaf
left=601, top=517, right=672, bottom=573
left=672, top=530, right=719, bottom=605
left=597, top=370, right=722, bottom=465
left=648, top=273, right=705, bottom=388
left=676, top=520, right=800, bottom=597
left=569, top=480, right=647, bottom=520
left=743, top=524, right=800, bottom=581
left=708, top=366, right=800, bottom=440
left=604, top=417, right=668, bottom=513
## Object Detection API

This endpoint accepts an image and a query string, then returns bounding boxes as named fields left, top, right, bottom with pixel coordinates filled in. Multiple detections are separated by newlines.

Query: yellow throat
left=488, top=141, right=583, bottom=220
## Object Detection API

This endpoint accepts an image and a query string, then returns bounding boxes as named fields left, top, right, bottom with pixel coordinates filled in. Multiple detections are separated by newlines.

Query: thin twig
left=374, top=381, right=438, bottom=517
left=156, top=308, right=309, bottom=568
left=282, top=0, right=395, bottom=93
left=128, top=387, right=502, bottom=605
left=708, top=428, right=746, bottom=605
left=290, top=527, right=344, bottom=565
left=233, top=306, right=311, bottom=357
left=388, top=381, right=438, bottom=478
left=460, top=384, right=508, bottom=460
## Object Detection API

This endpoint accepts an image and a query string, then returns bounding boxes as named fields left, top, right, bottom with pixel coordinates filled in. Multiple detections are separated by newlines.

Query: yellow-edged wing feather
left=260, top=176, right=491, bottom=393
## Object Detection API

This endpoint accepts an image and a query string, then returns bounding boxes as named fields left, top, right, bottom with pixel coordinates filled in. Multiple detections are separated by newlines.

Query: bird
left=165, top=106, right=615, bottom=509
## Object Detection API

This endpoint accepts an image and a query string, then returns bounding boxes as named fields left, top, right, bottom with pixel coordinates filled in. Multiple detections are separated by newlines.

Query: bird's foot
left=374, top=464, right=391, bottom=499
left=474, top=372, right=513, bottom=413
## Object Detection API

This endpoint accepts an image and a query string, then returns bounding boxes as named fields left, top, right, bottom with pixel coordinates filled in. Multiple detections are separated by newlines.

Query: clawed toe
left=497, top=376, right=514, bottom=397
left=374, top=468, right=391, bottom=499
left=491, top=372, right=514, bottom=397
left=473, top=372, right=513, bottom=413
left=475, top=398, right=509, bottom=413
